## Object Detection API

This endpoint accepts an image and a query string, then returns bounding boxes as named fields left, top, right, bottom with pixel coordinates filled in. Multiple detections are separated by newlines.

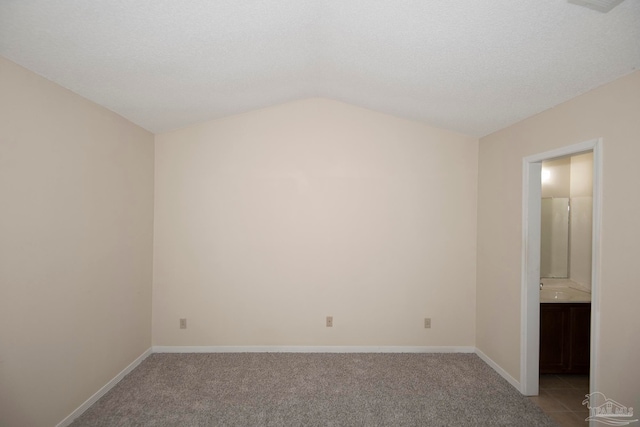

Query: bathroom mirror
left=540, top=197, right=569, bottom=278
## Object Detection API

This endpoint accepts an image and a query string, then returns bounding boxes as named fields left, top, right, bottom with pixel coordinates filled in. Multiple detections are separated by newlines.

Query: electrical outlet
left=180, top=318, right=187, bottom=329
left=326, top=316, right=333, bottom=327
left=424, top=318, right=431, bottom=329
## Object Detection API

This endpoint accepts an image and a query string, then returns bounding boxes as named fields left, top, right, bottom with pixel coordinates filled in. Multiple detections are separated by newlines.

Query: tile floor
left=529, top=374, right=590, bottom=426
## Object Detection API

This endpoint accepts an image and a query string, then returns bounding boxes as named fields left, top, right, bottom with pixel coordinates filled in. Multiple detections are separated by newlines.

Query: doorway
left=520, top=139, right=602, bottom=397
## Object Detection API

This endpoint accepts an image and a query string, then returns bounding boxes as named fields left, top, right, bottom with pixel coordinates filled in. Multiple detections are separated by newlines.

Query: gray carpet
left=70, top=353, right=556, bottom=426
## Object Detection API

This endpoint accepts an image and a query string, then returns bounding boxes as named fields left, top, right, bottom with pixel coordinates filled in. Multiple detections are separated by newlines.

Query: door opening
left=520, top=139, right=602, bottom=397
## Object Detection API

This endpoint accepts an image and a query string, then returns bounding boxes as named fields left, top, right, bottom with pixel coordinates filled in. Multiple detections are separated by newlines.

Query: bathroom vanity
left=539, top=283, right=591, bottom=374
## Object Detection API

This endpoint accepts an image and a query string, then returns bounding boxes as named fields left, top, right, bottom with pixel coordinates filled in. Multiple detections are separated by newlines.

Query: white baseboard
left=56, top=347, right=153, bottom=427
left=475, top=348, right=521, bottom=391
left=152, top=345, right=476, bottom=354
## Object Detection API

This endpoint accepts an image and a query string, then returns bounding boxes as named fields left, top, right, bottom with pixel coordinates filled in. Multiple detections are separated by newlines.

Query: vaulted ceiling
left=1, top=1, right=639, bottom=136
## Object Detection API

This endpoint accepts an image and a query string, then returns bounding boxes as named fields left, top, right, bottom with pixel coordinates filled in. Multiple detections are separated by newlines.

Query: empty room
left=1, top=1, right=639, bottom=426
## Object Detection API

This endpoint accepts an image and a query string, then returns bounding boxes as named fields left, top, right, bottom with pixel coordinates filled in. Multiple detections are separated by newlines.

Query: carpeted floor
left=70, top=353, right=557, bottom=426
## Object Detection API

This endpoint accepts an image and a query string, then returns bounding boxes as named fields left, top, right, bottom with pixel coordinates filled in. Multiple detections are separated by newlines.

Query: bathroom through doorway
left=520, top=139, right=602, bottom=398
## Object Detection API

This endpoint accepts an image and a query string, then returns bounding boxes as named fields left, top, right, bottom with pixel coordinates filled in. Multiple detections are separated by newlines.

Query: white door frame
left=520, top=138, right=603, bottom=396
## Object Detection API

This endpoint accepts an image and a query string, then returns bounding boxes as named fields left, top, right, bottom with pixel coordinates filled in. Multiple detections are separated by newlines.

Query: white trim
left=56, top=348, right=153, bottom=427
left=520, top=138, right=602, bottom=397
left=475, top=348, right=521, bottom=391
left=521, top=139, right=598, bottom=163
left=589, top=140, right=603, bottom=403
left=152, top=345, right=475, bottom=354
left=521, top=159, right=542, bottom=396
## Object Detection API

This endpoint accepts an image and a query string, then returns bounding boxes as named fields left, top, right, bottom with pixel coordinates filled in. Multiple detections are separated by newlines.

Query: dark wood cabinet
left=540, top=303, right=590, bottom=374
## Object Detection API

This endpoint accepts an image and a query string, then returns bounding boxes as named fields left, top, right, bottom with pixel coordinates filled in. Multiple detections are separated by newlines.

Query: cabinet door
left=540, top=304, right=570, bottom=373
left=569, top=305, right=591, bottom=374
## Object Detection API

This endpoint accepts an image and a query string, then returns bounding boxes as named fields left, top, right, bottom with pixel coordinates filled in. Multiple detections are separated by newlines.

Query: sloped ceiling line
left=1, top=0, right=639, bottom=136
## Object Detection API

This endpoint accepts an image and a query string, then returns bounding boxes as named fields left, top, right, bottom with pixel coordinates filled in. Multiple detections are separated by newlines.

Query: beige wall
left=541, top=157, right=570, bottom=198
left=0, top=57, right=154, bottom=427
left=477, top=71, right=640, bottom=410
left=570, top=152, right=593, bottom=198
left=153, top=98, right=478, bottom=347
left=570, top=153, right=593, bottom=288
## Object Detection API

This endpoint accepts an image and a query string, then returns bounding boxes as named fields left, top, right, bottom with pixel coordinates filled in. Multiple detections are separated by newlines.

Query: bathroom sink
left=539, top=281, right=592, bottom=303
left=540, top=290, right=571, bottom=301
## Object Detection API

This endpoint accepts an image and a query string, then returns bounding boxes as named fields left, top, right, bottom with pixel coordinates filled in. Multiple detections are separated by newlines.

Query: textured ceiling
left=1, top=1, right=639, bottom=136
